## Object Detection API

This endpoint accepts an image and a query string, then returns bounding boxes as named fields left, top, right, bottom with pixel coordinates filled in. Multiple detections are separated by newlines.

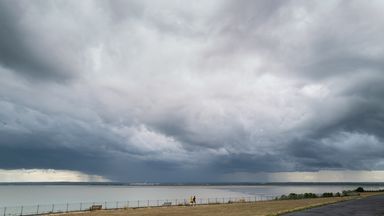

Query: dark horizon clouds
left=0, top=0, right=384, bottom=182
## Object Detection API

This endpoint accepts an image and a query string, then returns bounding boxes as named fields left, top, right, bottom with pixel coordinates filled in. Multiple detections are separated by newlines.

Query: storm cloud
left=0, top=0, right=384, bottom=182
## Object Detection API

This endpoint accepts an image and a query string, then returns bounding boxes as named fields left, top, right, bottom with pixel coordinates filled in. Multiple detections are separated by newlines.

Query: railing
left=0, top=195, right=276, bottom=215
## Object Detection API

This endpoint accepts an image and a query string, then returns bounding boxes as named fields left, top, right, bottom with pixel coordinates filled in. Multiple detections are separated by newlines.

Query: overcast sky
left=1, top=0, right=384, bottom=182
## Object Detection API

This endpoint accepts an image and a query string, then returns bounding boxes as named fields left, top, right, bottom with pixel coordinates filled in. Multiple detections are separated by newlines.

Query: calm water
left=0, top=184, right=383, bottom=207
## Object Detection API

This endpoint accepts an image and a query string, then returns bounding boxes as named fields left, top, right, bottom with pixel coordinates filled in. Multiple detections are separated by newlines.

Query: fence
left=0, top=195, right=276, bottom=216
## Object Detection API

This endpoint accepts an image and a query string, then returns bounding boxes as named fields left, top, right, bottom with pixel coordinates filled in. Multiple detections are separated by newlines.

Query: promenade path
left=284, top=194, right=384, bottom=216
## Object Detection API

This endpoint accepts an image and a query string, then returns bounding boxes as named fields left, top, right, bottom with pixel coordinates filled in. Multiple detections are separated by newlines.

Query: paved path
left=284, top=195, right=384, bottom=216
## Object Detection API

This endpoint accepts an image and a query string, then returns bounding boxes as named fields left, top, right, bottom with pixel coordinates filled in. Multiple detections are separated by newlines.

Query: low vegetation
left=275, top=187, right=380, bottom=201
left=355, top=186, right=384, bottom=193
left=276, top=191, right=345, bottom=200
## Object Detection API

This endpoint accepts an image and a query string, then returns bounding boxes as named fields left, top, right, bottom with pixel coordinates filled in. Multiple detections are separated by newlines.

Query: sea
left=0, top=182, right=383, bottom=207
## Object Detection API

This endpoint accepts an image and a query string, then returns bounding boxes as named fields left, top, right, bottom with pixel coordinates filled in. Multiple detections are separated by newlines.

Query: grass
left=61, top=192, right=384, bottom=216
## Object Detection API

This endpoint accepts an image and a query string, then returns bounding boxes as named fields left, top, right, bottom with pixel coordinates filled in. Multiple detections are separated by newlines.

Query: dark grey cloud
left=0, top=1, right=105, bottom=81
left=288, top=131, right=384, bottom=171
left=0, top=1, right=68, bottom=80
left=0, top=0, right=384, bottom=182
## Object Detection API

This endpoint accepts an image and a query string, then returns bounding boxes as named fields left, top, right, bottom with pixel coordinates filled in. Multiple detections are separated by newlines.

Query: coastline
left=54, top=192, right=384, bottom=216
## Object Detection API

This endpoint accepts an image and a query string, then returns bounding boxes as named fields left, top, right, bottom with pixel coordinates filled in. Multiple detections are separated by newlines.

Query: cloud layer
left=0, top=0, right=384, bottom=182
left=0, top=169, right=107, bottom=182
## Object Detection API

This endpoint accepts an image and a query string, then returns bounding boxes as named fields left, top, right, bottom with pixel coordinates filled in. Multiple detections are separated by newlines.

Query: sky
left=0, top=0, right=384, bottom=182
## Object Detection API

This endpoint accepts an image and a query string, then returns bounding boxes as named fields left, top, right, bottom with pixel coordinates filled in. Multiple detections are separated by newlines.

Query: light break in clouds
left=0, top=169, right=108, bottom=182
left=0, top=0, right=384, bottom=182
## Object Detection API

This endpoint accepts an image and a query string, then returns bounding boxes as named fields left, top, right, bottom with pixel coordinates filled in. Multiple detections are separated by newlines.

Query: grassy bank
left=62, top=192, right=384, bottom=216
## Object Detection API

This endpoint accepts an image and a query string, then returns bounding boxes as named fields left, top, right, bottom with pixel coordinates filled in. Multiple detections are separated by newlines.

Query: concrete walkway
left=284, top=195, right=384, bottom=216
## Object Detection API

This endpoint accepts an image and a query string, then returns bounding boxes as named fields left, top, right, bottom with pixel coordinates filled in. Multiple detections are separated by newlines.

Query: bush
left=277, top=191, right=351, bottom=200
left=355, top=187, right=365, bottom=192
left=322, top=192, right=333, bottom=197
left=278, top=192, right=317, bottom=200
left=288, top=193, right=298, bottom=199
left=304, top=193, right=318, bottom=198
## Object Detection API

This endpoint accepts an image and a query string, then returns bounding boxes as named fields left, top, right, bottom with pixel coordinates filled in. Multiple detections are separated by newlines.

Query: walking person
left=192, top=195, right=196, bottom=206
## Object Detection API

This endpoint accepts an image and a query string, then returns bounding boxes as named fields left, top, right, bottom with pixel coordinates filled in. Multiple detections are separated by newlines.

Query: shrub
left=277, top=191, right=348, bottom=200
left=304, top=193, right=318, bottom=198
left=322, top=192, right=333, bottom=197
left=355, top=187, right=365, bottom=192
left=278, top=193, right=317, bottom=200
left=288, top=193, right=298, bottom=199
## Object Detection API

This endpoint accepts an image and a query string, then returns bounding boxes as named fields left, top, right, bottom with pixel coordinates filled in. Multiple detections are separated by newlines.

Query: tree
left=355, top=187, right=364, bottom=192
